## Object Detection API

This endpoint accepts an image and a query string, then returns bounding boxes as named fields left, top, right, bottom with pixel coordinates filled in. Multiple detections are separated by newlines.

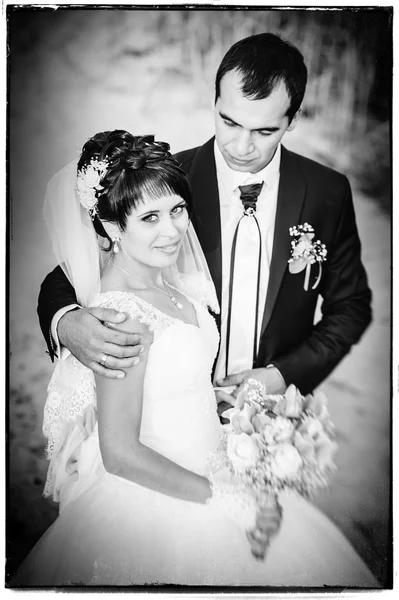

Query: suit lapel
left=187, top=138, right=223, bottom=310
left=261, top=146, right=306, bottom=335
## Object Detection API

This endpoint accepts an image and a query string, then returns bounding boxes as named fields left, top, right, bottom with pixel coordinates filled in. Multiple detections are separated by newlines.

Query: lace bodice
left=93, top=289, right=199, bottom=336
left=43, top=288, right=222, bottom=497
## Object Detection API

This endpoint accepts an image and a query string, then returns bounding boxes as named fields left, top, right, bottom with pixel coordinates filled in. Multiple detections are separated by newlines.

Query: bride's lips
left=154, top=241, right=180, bottom=254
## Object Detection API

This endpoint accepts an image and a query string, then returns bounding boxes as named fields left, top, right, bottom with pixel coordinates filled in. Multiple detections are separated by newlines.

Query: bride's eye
left=171, top=203, right=187, bottom=216
left=142, top=214, right=158, bottom=223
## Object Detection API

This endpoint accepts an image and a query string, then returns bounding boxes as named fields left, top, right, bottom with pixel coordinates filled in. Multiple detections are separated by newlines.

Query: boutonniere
left=288, top=223, right=327, bottom=291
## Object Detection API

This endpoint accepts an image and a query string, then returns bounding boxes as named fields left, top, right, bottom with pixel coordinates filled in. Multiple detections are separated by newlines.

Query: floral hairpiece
left=288, top=223, right=327, bottom=291
left=76, top=158, right=109, bottom=217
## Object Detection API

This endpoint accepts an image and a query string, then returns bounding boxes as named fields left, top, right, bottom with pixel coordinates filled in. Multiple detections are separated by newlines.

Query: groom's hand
left=213, top=388, right=235, bottom=424
left=216, top=367, right=287, bottom=397
left=57, top=307, right=144, bottom=378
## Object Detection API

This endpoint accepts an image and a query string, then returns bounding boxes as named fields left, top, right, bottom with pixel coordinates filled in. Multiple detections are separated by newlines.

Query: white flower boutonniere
left=288, top=223, right=327, bottom=291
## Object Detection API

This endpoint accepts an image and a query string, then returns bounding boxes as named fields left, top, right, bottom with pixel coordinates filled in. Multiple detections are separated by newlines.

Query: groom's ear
left=287, top=107, right=302, bottom=132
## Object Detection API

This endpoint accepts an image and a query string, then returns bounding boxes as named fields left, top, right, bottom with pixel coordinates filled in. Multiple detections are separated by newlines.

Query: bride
left=13, top=130, right=378, bottom=587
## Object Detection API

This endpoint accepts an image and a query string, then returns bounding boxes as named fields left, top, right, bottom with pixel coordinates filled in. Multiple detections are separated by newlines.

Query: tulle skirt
left=14, top=465, right=379, bottom=588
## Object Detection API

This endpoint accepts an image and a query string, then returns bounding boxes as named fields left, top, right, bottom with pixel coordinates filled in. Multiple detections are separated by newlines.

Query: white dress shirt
left=51, top=305, right=79, bottom=359
left=213, top=141, right=281, bottom=383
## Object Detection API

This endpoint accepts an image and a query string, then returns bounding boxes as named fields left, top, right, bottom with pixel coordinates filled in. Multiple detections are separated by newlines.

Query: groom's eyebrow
left=219, top=111, right=280, bottom=133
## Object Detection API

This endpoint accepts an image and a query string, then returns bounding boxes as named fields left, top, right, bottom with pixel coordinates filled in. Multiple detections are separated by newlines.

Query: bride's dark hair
left=77, top=130, right=192, bottom=245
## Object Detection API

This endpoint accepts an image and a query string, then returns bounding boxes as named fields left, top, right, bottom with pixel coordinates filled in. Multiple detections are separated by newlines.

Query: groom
left=38, top=32, right=372, bottom=400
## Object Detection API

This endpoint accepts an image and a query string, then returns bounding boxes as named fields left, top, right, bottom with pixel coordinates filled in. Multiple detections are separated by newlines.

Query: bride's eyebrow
left=136, top=200, right=186, bottom=218
left=136, top=208, right=159, bottom=217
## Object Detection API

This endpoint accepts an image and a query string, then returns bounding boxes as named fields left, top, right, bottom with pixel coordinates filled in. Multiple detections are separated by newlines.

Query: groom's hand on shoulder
left=57, top=307, right=145, bottom=379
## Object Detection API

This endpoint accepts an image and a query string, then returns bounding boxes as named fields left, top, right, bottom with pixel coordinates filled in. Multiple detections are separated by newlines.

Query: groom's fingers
left=97, top=354, right=139, bottom=371
left=89, top=361, right=126, bottom=379
left=87, top=308, right=147, bottom=359
left=216, top=371, right=248, bottom=387
left=104, top=330, right=144, bottom=352
left=88, top=306, right=127, bottom=325
left=102, top=341, right=143, bottom=360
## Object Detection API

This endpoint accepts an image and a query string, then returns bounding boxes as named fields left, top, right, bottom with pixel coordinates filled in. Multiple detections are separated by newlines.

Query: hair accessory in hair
left=77, top=158, right=109, bottom=216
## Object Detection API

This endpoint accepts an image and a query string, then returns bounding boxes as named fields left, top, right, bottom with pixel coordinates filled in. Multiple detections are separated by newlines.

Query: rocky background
left=7, top=7, right=392, bottom=586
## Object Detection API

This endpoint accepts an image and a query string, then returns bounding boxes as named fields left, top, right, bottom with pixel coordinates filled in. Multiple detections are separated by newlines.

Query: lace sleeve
left=91, top=290, right=177, bottom=333
left=42, top=354, right=96, bottom=498
left=43, top=355, right=95, bottom=460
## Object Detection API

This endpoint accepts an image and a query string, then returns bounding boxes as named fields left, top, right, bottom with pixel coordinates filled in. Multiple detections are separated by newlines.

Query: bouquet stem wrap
left=251, top=490, right=280, bottom=560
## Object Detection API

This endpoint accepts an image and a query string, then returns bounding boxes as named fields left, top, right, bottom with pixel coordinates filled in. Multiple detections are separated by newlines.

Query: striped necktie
left=225, top=182, right=264, bottom=377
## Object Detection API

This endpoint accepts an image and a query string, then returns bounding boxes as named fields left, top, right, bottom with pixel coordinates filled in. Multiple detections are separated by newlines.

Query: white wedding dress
left=14, top=290, right=379, bottom=588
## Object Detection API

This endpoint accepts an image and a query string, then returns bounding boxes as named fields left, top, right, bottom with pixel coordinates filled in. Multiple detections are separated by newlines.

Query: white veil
left=44, top=159, right=103, bottom=307
left=43, top=158, right=219, bottom=313
left=164, top=226, right=219, bottom=315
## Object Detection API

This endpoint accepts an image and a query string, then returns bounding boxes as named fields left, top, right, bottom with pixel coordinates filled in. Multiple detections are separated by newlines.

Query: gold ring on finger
left=100, top=354, right=108, bottom=365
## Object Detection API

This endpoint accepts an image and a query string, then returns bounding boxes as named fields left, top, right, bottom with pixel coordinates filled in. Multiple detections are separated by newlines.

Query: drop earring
left=112, top=237, right=121, bottom=254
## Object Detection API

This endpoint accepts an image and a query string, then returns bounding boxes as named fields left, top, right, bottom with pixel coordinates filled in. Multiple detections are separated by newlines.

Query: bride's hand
left=57, top=307, right=145, bottom=378
left=214, top=388, right=235, bottom=423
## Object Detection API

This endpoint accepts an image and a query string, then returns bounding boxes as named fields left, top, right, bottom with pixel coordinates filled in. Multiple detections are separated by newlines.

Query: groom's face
left=215, top=70, right=298, bottom=173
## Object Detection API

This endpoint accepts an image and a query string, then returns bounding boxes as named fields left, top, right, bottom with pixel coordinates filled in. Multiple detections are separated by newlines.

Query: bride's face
left=119, top=193, right=189, bottom=269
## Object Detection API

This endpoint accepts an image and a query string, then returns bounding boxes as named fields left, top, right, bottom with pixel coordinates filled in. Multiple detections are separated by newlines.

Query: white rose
left=298, top=416, right=324, bottom=440
left=227, top=432, right=259, bottom=472
left=270, top=444, right=303, bottom=479
left=314, top=431, right=339, bottom=470
left=78, top=186, right=97, bottom=210
left=84, top=166, right=102, bottom=189
left=77, top=176, right=86, bottom=191
left=263, top=416, right=294, bottom=445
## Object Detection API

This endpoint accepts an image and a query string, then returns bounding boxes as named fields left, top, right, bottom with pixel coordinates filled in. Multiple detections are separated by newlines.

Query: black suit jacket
left=38, top=138, right=372, bottom=393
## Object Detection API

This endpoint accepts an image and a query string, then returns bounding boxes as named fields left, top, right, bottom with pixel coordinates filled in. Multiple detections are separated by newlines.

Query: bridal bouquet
left=214, top=379, right=338, bottom=559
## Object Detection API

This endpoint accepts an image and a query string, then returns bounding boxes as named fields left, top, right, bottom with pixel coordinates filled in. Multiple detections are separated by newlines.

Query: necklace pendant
left=170, top=295, right=183, bottom=310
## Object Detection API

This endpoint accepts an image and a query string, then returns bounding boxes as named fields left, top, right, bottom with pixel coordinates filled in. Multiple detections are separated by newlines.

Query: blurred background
left=8, top=7, right=392, bottom=586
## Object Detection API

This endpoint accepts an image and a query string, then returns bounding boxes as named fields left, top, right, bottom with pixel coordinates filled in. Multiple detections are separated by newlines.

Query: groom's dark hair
left=215, top=33, right=308, bottom=123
